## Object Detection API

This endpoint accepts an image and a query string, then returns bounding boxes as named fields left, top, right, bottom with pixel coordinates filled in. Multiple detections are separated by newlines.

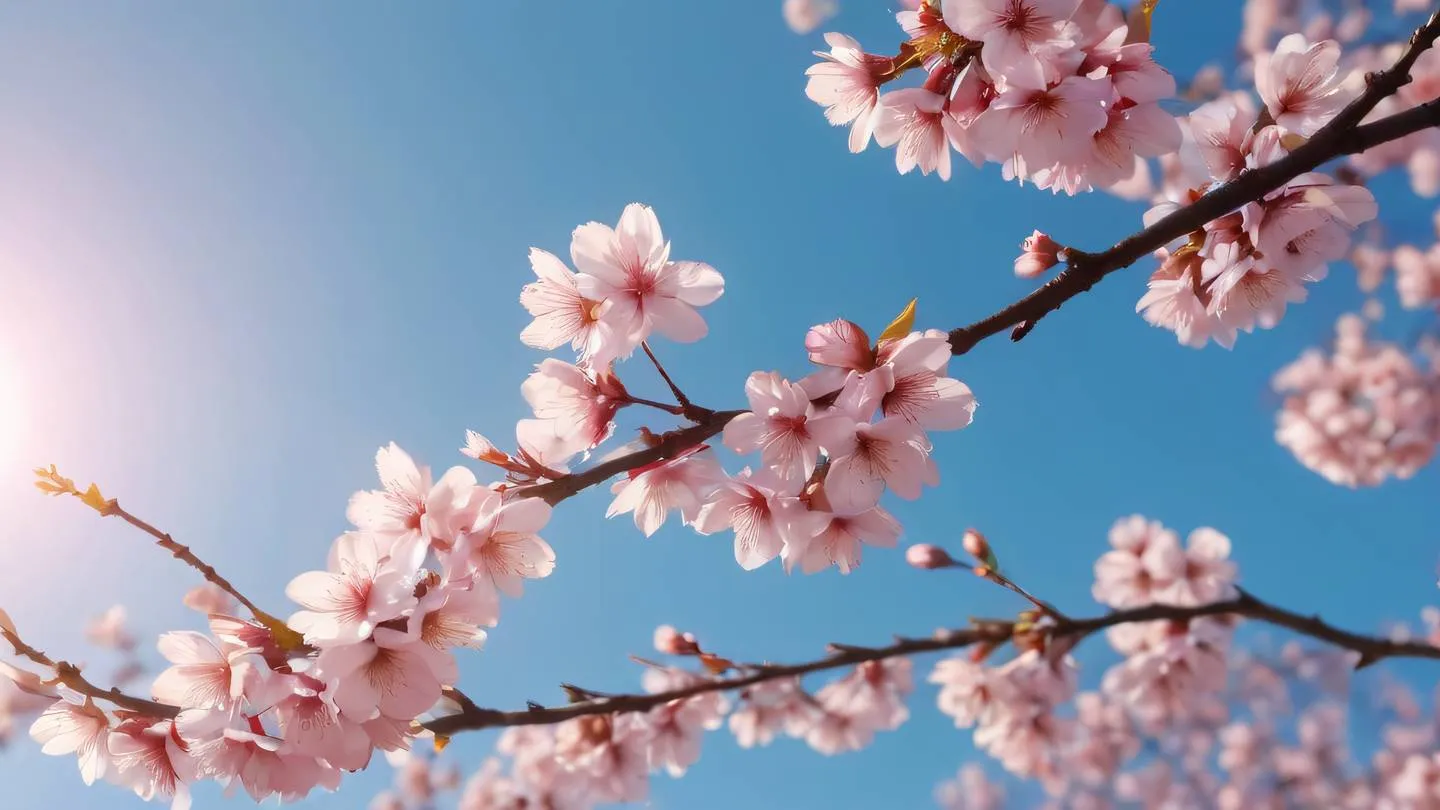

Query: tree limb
left=422, top=588, right=1440, bottom=735
left=946, top=10, right=1440, bottom=356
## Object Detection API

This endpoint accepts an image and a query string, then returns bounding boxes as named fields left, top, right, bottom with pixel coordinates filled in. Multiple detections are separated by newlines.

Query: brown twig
left=0, top=622, right=177, bottom=719
left=946, top=10, right=1440, bottom=356
left=104, top=502, right=271, bottom=622
left=640, top=341, right=711, bottom=421
left=422, top=589, right=1440, bottom=735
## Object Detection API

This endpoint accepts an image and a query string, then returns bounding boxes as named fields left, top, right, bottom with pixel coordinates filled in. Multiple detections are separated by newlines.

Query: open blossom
left=792, top=500, right=902, bottom=574
left=693, top=467, right=807, bottom=570
left=971, top=77, right=1113, bottom=168
left=108, top=718, right=195, bottom=809
left=723, top=371, right=829, bottom=482
left=1093, top=516, right=1237, bottom=608
left=315, top=633, right=442, bottom=723
left=450, top=491, right=556, bottom=598
left=873, top=88, right=958, bottom=180
left=518, top=247, right=617, bottom=362
left=607, top=447, right=724, bottom=536
left=805, top=33, right=890, bottom=153
left=149, top=631, right=262, bottom=710
left=821, top=416, right=938, bottom=513
left=346, top=443, right=435, bottom=540
left=943, top=0, right=1080, bottom=91
left=936, top=763, right=1006, bottom=810
left=522, top=359, right=628, bottom=456
left=30, top=693, right=112, bottom=785
left=285, top=531, right=421, bottom=647
left=1255, top=34, right=1352, bottom=136
left=572, top=203, right=725, bottom=358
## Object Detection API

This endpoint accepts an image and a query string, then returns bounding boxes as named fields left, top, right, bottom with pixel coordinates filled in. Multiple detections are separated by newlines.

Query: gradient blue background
left=0, top=2, right=1436, bottom=808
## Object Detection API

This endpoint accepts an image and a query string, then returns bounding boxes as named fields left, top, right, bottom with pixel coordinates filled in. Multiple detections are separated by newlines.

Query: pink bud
left=1014, top=230, right=1063, bottom=278
left=905, top=544, right=955, bottom=570
left=654, top=624, right=702, bottom=656
left=962, top=528, right=990, bottom=561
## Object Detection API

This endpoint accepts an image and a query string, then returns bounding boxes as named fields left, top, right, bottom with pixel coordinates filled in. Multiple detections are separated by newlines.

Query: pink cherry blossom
left=315, top=634, right=442, bottom=723
left=347, top=443, right=434, bottom=539
left=1255, top=34, right=1353, bottom=137
left=805, top=33, right=891, bottom=153
left=149, top=631, right=260, bottom=710
left=782, top=0, right=837, bottom=35
left=108, top=718, right=195, bottom=809
left=0, top=662, right=54, bottom=746
left=792, top=503, right=901, bottom=574
left=805, top=318, right=875, bottom=372
left=638, top=668, right=727, bottom=777
left=572, top=203, right=725, bottom=354
left=820, top=416, right=938, bottom=513
left=273, top=676, right=373, bottom=772
left=873, top=330, right=977, bottom=430
left=971, top=77, right=1112, bottom=168
left=521, top=359, right=628, bottom=456
left=518, top=247, right=617, bottom=362
left=1015, top=230, right=1063, bottom=277
left=693, top=468, right=807, bottom=571
left=942, top=0, right=1081, bottom=92
left=286, top=531, right=421, bottom=647
left=723, top=371, right=830, bottom=482
left=450, top=491, right=556, bottom=598
left=873, top=88, right=955, bottom=180
left=607, top=446, right=723, bottom=537
left=729, top=678, right=815, bottom=748
left=551, top=714, right=651, bottom=804
left=30, top=693, right=112, bottom=785
left=653, top=625, right=701, bottom=656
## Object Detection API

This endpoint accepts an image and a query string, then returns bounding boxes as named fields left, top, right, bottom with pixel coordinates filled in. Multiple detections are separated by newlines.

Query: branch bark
left=945, top=10, right=1440, bottom=356
left=422, top=588, right=1440, bottom=735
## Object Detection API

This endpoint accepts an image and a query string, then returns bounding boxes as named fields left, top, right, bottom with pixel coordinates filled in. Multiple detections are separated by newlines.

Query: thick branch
left=946, top=10, right=1440, bottom=355
left=423, top=589, right=1440, bottom=735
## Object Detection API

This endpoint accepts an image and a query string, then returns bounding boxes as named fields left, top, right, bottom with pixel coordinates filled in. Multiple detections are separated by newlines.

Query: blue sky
left=0, top=2, right=1436, bottom=808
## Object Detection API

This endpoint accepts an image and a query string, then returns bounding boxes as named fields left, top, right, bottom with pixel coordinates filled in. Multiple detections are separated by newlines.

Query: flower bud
left=905, top=544, right=956, bottom=570
left=962, top=528, right=990, bottom=561
left=654, top=624, right=702, bottom=656
left=1014, top=230, right=1063, bottom=278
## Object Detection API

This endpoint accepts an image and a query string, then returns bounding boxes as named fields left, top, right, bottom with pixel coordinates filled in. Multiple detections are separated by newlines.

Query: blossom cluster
left=804, top=0, right=1182, bottom=192
left=1273, top=313, right=1439, bottom=488
left=1352, top=208, right=1440, bottom=312
left=1135, top=34, right=1379, bottom=348
left=928, top=515, right=1239, bottom=801
left=18, top=437, right=557, bottom=806
left=453, top=646, right=913, bottom=810
left=514, top=203, right=976, bottom=574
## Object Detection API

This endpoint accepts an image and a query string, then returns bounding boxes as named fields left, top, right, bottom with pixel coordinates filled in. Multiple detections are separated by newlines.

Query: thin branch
left=0, top=623, right=177, bottom=719
left=422, top=589, right=1440, bottom=735
left=104, top=502, right=271, bottom=622
left=640, top=341, right=711, bottom=421
left=518, top=410, right=746, bottom=505
left=946, top=10, right=1440, bottom=356
left=622, top=395, right=686, bottom=416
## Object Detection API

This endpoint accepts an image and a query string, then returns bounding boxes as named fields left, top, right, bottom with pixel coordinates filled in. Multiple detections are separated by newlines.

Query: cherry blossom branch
left=33, top=466, right=305, bottom=649
left=422, top=588, right=1440, bottom=735
left=946, top=9, right=1440, bottom=355
left=0, top=620, right=177, bottom=718
left=519, top=409, right=746, bottom=505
